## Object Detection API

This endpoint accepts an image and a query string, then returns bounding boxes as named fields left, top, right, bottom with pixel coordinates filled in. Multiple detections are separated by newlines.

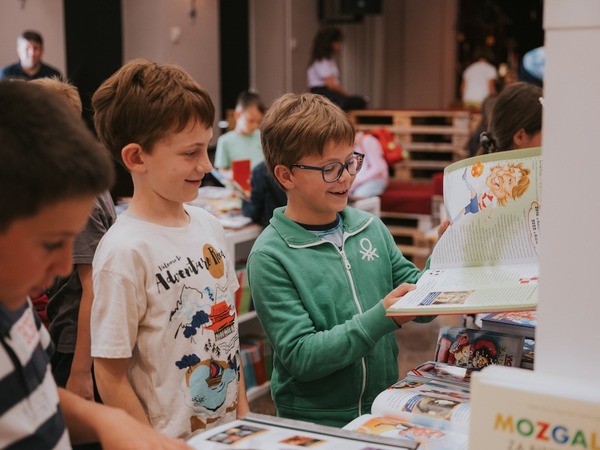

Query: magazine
left=433, top=326, right=524, bottom=370
left=343, top=375, right=471, bottom=449
left=187, top=413, right=419, bottom=449
left=408, top=361, right=473, bottom=387
left=387, top=147, right=542, bottom=316
left=479, top=310, right=536, bottom=339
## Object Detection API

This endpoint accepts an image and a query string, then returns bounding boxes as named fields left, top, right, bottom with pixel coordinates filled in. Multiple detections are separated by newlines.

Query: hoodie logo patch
left=359, top=238, right=379, bottom=261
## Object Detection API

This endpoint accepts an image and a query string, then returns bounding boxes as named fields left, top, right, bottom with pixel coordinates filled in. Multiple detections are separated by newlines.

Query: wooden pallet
left=349, top=109, right=473, bottom=181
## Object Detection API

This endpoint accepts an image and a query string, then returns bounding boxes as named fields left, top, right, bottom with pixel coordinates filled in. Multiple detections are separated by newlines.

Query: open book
left=387, top=147, right=542, bottom=316
left=344, top=375, right=471, bottom=450
left=187, top=412, right=419, bottom=449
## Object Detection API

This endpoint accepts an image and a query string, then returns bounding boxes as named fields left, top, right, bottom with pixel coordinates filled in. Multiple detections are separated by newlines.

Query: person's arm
left=66, top=263, right=94, bottom=400
left=324, top=75, right=349, bottom=96
left=94, top=357, right=150, bottom=425
left=237, top=363, right=250, bottom=418
left=58, top=388, right=191, bottom=449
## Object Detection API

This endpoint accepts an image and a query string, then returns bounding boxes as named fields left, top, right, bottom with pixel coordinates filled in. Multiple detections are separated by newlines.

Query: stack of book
left=479, top=310, right=536, bottom=369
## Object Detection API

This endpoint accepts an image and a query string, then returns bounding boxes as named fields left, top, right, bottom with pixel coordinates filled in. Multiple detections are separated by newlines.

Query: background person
left=0, top=30, right=62, bottom=80
left=460, top=50, right=497, bottom=110
left=307, top=27, right=367, bottom=111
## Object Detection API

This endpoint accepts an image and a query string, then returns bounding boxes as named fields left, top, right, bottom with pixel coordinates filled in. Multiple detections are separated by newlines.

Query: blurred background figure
left=350, top=131, right=389, bottom=199
left=0, top=30, right=62, bottom=81
left=307, top=27, right=367, bottom=112
left=460, top=49, right=497, bottom=110
left=480, top=81, right=543, bottom=154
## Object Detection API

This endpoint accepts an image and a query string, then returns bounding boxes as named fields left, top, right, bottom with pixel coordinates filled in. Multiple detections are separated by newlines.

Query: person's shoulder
left=39, top=63, right=62, bottom=78
left=0, top=62, right=22, bottom=78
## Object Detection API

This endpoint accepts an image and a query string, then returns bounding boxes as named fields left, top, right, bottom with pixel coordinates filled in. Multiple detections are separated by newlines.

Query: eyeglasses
left=291, top=152, right=364, bottom=183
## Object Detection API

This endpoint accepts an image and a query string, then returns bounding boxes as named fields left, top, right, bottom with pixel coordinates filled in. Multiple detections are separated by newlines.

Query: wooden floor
left=249, top=315, right=463, bottom=416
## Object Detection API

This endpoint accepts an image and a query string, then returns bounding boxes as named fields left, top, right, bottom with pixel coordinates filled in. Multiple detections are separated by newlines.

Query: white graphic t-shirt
left=91, top=206, right=240, bottom=439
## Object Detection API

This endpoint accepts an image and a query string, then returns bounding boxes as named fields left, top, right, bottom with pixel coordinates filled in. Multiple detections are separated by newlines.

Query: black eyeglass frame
left=291, top=152, right=365, bottom=183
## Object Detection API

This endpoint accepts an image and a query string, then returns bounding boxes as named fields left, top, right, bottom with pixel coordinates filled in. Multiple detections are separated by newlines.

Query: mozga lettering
left=494, top=414, right=599, bottom=449
left=156, top=255, right=216, bottom=292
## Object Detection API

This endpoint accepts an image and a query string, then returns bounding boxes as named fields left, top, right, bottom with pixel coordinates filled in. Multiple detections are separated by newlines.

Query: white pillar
left=536, top=0, right=600, bottom=379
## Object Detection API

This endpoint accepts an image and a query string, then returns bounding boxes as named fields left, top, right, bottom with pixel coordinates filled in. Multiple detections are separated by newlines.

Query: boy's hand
left=95, top=408, right=192, bottom=449
left=437, top=219, right=451, bottom=239
left=382, top=283, right=417, bottom=326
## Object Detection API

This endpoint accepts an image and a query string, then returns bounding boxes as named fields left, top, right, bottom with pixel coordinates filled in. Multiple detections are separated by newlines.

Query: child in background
left=349, top=131, right=389, bottom=198
left=30, top=77, right=116, bottom=450
left=480, top=81, right=543, bottom=153
left=90, top=59, right=249, bottom=439
left=247, top=93, right=433, bottom=428
left=241, top=161, right=287, bottom=227
left=0, top=80, right=190, bottom=449
left=214, top=90, right=265, bottom=173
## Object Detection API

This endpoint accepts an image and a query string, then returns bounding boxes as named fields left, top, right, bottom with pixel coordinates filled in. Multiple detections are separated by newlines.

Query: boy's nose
left=50, top=244, right=75, bottom=279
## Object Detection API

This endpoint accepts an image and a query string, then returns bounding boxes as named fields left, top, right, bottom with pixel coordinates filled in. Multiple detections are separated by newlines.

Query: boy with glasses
left=246, top=93, right=433, bottom=428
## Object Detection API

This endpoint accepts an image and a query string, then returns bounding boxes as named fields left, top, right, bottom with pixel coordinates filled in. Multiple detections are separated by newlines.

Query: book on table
left=433, top=326, right=523, bottom=370
left=479, top=310, right=536, bottom=339
left=469, top=365, right=600, bottom=450
left=343, top=374, right=471, bottom=450
left=187, top=412, right=420, bottom=449
left=387, top=147, right=542, bottom=317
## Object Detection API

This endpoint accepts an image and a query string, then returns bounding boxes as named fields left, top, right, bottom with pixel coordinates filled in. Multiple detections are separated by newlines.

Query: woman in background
left=307, top=27, right=367, bottom=111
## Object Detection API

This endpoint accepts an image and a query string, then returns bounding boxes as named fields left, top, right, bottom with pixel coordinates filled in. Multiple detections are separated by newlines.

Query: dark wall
left=64, top=0, right=132, bottom=200
left=219, top=0, right=250, bottom=120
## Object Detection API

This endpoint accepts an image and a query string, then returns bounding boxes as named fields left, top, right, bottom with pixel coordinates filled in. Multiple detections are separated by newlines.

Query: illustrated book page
left=387, top=147, right=542, bottom=316
left=187, top=413, right=419, bottom=449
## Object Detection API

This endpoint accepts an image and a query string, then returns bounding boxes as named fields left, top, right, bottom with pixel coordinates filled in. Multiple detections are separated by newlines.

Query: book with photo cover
left=434, top=326, right=523, bottom=370
left=479, top=310, right=536, bottom=339
left=386, top=148, right=541, bottom=317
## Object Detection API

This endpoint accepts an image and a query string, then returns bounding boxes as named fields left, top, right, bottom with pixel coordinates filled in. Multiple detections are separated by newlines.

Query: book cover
left=480, top=310, right=536, bottom=339
left=434, top=326, right=523, bottom=370
left=386, top=148, right=541, bottom=317
left=520, top=338, right=535, bottom=370
left=469, top=366, right=600, bottom=450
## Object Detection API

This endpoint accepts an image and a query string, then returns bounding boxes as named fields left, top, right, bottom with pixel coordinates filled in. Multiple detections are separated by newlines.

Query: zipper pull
left=340, top=249, right=351, bottom=270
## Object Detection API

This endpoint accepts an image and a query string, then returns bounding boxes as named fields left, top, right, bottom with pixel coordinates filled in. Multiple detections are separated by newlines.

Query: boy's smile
left=284, top=140, right=355, bottom=225
left=131, top=119, right=213, bottom=220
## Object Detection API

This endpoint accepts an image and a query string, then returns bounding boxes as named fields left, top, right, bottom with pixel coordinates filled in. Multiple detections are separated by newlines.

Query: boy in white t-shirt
left=90, top=59, right=249, bottom=440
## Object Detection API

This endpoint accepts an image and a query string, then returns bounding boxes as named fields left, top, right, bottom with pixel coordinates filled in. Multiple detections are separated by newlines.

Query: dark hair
left=0, top=81, right=114, bottom=231
left=236, top=90, right=265, bottom=114
left=309, top=27, right=343, bottom=63
left=481, top=82, right=543, bottom=153
left=261, top=93, right=354, bottom=188
left=92, top=59, right=215, bottom=166
left=19, top=30, right=43, bottom=45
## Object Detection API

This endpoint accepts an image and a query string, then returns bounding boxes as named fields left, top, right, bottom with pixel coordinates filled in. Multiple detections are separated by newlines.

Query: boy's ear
left=273, top=164, right=295, bottom=190
left=121, top=143, right=146, bottom=173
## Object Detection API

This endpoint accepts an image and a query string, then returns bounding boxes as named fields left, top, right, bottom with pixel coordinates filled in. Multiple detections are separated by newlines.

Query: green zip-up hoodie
left=247, top=206, right=432, bottom=427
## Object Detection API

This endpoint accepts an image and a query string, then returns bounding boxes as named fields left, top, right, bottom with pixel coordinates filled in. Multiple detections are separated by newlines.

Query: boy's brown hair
left=30, top=77, right=82, bottom=115
left=260, top=93, right=354, bottom=177
left=235, top=90, right=265, bottom=115
left=92, top=59, right=215, bottom=167
left=0, top=80, right=114, bottom=231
